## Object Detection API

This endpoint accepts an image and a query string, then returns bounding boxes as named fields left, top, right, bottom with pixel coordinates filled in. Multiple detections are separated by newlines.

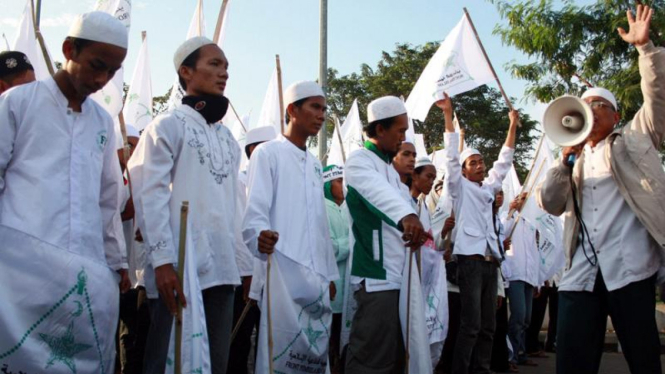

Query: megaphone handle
left=567, top=154, right=576, bottom=166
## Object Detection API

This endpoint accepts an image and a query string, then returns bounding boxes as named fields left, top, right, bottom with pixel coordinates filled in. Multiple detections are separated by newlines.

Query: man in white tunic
left=128, top=37, right=241, bottom=374
left=242, top=81, right=339, bottom=374
left=0, top=12, right=128, bottom=372
left=438, top=94, right=519, bottom=374
left=344, top=96, right=429, bottom=374
left=537, top=5, right=664, bottom=373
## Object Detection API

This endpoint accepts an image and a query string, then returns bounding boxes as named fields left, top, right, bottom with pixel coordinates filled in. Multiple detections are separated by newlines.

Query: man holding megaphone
left=537, top=4, right=665, bottom=374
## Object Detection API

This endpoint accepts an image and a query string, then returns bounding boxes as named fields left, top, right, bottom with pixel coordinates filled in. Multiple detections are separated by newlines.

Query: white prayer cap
left=67, top=11, right=128, bottom=49
left=581, top=87, right=617, bottom=111
left=459, top=148, right=482, bottom=166
left=284, top=81, right=324, bottom=108
left=415, top=157, right=434, bottom=169
left=323, top=165, right=344, bottom=183
left=173, top=36, right=215, bottom=71
left=246, top=126, right=277, bottom=146
left=367, top=96, right=407, bottom=123
left=125, top=124, right=140, bottom=139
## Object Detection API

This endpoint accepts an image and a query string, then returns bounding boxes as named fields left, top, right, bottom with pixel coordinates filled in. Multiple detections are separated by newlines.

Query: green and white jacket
left=344, top=141, right=416, bottom=292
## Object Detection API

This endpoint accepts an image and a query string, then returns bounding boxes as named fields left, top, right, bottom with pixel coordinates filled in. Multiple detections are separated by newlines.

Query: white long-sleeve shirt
left=0, top=77, right=126, bottom=270
left=444, top=133, right=514, bottom=259
left=502, top=216, right=539, bottom=287
left=129, top=105, right=242, bottom=294
left=242, top=135, right=339, bottom=282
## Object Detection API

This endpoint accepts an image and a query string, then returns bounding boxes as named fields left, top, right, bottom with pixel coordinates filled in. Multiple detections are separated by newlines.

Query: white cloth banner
left=339, top=243, right=356, bottom=350
left=414, top=134, right=428, bottom=160
left=167, top=0, right=206, bottom=109
left=256, top=252, right=332, bottom=374
left=500, top=165, right=522, bottom=216
left=12, top=0, right=56, bottom=80
left=328, top=99, right=364, bottom=167
left=399, top=251, right=433, bottom=374
left=0, top=225, right=119, bottom=373
left=255, top=67, right=282, bottom=133
left=122, top=35, right=153, bottom=132
left=405, top=15, right=495, bottom=122
left=521, top=140, right=565, bottom=284
left=164, top=222, right=212, bottom=374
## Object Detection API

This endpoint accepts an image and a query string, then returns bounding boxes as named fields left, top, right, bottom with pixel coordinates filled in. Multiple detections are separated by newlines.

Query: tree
left=325, top=43, right=539, bottom=178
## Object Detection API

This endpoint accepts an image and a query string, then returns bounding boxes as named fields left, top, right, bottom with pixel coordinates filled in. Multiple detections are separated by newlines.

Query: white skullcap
left=581, top=87, right=617, bottom=111
left=125, top=124, right=140, bottom=139
left=323, top=165, right=344, bottom=183
left=246, top=126, right=277, bottom=146
left=68, top=11, right=128, bottom=49
left=284, top=81, right=324, bottom=108
left=367, top=96, right=407, bottom=123
left=173, top=36, right=215, bottom=71
left=415, top=157, right=434, bottom=169
left=459, top=148, right=481, bottom=165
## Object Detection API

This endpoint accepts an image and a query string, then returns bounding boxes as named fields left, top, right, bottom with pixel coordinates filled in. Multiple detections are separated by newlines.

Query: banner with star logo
left=256, top=252, right=333, bottom=374
left=0, top=225, right=119, bottom=374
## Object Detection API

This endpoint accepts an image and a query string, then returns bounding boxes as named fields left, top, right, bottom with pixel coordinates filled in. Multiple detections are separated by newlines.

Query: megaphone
left=543, top=95, right=594, bottom=165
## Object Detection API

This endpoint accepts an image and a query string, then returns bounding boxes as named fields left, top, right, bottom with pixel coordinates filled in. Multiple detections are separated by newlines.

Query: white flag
left=256, top=252, right=332, bottom=374
left=328, top=99, right=364, bottom=167
left=0, top=225, right=119, bottom=373
left=228, top=112, right=251, bottom=171
left=12, top=0, right=56, bottom=80
left=500, top=165, right=522, bottom=216
left=399, top=251, right=433, bottom=374
left=521, top=140, right=565, bottom=284
left=405, top=14, right=495, bottom=122
left=122, top=34, right=153, bottom=132
left=90, top=0, right=131, bottom=120
left=164, top=222, right=212, bottom=374
left=167, top=0, right=206, bottom=110
left=414, top=134, right=428, bottom=160
left=255, top=68, right=282, bottom=134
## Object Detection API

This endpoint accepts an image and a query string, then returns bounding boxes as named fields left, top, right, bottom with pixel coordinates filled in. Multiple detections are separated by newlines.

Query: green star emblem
left=303, top=320, right=324, bottom=353
left=427, top=295, right=436, bottom=311
left=39, top=321, right=92, bottom=374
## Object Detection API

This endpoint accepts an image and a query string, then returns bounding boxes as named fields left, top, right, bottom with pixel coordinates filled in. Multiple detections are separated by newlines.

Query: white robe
left=129, top=104, right=243, bottom=297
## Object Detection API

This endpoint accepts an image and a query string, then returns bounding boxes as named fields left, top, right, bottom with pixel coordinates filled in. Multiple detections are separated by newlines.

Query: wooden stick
left=230, top=300, right=253, bottom=343
left=266, top=254, right=274, bottom=374
left=507, top=135, right=544, bottom=217
left=333, top=115, right=346, bottom=163
left=30, top=0, right=54, bottom=77
left=196, top=0, right=203, bottom=37
left=507, top=160, right=545, bottom=240
left=463, top=7, right=513, bottom=112
left=175, top=201, right=189, bottom=374
left=213, top=0, right=229, bottom=44
left=405, top=250, right=413, bottom=374
left=276, top=55, right=285, bottom=134
left=228, top=101, right=247, bottom=133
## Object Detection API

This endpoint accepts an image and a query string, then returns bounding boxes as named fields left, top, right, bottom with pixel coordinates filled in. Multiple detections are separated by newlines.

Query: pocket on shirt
left=463, top=226, right=482, bottom=237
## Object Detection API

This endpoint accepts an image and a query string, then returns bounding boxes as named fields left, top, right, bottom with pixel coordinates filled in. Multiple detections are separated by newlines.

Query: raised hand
left=617, top=4, right=653, bottom=47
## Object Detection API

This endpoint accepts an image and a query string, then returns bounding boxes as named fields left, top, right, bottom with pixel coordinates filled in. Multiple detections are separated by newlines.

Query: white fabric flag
left=255, top=68, right=282, bottom=133
left=164, top=222, right=212, bottom=374
left=339, top=243, right=356, bottom=350
left=12, top=0, right=56, bottom=80
left=167, top=0, right=206, bottom=109
left=414, top=134, right=428, bottom=159
left=405, top=14, right=495, bottom=122
left=0, top=225, right=119, bottom=373
left=122, top=34, right=153, bottom=132
left=328, top=99, right=364, bottom=167
left=90, top=0, right=131, bottom=120
left=399, top=251, right=433, bottom=374
left=500, top=165, right=521, bottom=216
left=256, top=252, right=332, bottom=374
left=521, top=140, right=565, bottom=284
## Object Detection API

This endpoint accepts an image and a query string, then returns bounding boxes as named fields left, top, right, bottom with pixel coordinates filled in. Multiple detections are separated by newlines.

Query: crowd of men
left=0, top=4, right=663, bottom=374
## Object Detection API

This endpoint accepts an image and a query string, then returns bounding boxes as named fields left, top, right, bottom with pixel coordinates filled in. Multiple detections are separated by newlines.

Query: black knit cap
left=0, top=51, right=34, bottom=79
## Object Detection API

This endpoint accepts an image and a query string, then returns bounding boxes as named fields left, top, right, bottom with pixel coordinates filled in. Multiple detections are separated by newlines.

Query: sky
left=1, top=0, right=594, bottom=136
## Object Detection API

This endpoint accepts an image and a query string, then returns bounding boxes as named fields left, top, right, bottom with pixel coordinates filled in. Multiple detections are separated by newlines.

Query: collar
left=364, top=141, right=390, bottom=164
left=45, top=76, right=90, bottom=113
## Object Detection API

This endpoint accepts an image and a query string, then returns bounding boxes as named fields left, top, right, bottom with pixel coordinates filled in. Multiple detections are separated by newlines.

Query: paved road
left=513, top=352, right=665, bottom=374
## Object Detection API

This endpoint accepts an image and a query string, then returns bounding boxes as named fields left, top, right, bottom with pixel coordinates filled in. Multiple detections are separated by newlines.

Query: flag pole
left=230, top=300, right=254, bottom=343
left=318, top=0, right=328, bottom=164
left=333, top=115, right=346, bottom=163
left=405, top=250, right=413, bottom=374
left=213, top=0, right=229, bottom=44
left=507, top=160, right=545, bottom=240
left=267, top=254, right=275, bottom=374
left=276, top=55, right=285, bottom=134
left=462, top=8, right=516, bottom=115
left=507, top=135, right=544, bottom=217
left=229, top=101, right=247, bottom=133
left=30, top=0, right=55, bottom=76
left=175, top=201, right=190, bottom=374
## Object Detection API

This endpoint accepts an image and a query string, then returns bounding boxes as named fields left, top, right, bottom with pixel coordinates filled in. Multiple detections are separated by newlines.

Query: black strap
left=570, top=174, right=598, bottom=266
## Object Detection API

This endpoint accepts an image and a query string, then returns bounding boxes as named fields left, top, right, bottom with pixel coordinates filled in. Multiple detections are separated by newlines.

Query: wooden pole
left=229, top=101, right=247, bottom=133
left=174, top=201, right=189, bottom=374
left=507, top=160, right=545, bottom=239
left=30, top=0, right=54, bottom=76
left=507, top=135, right=544, bottom=217
left=333, top=115, right=346, bottom=163
left=197, top=0, right=203, bottom=37
left=405, top=250, right=412, bottom=374
left=276, top=55, right=285, bottom=134
left=266, top=254, right=275, bottom=374
left=213, top=0, right=229, bottom=44
left=230, top=300, right=253, bottom=343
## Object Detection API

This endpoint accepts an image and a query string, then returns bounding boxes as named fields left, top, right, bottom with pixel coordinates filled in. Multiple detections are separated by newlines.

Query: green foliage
left=152, top=87, right=172, bottom=116
left=326, top=43, right=539, bottom=179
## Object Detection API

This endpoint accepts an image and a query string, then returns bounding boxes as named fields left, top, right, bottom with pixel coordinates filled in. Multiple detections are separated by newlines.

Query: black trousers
left=437, top=291, right=461, bottom=373
left=226, top=285, right=260, bottom=374
left=491, top=296, right=510, bottom=372
left=525, top=285, right=558, bottom=353
left=557, top=272, right=661, bottom=374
